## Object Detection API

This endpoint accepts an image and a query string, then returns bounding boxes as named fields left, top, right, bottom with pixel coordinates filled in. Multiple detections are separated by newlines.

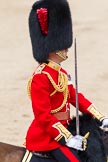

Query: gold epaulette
left=27, top=63, right=46, bottom=99
left=34, top=63, right=46, bottom=74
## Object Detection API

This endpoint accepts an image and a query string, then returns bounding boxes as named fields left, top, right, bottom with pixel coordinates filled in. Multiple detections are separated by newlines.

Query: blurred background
left=0, top=0, right=108, bottom=146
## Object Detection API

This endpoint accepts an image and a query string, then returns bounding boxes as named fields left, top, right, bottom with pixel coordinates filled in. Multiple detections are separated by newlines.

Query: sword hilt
left=82, top=132, right=90, bottom=150
left=84, top=132, right=90, bottom=139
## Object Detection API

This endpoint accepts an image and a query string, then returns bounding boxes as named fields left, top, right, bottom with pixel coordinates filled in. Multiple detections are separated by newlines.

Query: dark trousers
left=29, top=146, right=80, bottom=162
left=50, top=145, right=80, bottom=162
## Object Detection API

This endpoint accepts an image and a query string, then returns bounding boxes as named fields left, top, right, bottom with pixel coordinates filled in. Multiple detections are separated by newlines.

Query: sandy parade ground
left=0, top=0, right=108, bottom=146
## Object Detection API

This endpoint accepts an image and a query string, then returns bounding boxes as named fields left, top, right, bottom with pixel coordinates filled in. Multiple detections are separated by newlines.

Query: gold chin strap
left=56, top=51, right=68, bottom=60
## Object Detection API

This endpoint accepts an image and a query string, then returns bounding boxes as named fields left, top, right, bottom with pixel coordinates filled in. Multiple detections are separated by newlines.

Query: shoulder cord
left=42, top=71, right=68, bottom=114
left=27, top=71, right=68, bottom=114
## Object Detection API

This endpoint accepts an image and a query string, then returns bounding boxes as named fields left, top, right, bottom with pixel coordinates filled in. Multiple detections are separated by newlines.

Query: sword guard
left=84, top=132, right=90, bottom=139
left=82, top=132, right=90, bottom=150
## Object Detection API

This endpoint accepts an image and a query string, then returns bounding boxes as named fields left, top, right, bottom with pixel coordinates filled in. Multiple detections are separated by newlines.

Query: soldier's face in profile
left=48, top=49, right=69, bottom=64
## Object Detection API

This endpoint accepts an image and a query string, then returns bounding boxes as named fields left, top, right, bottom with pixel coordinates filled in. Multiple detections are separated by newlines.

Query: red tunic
left=26, top=62, right=92, bottom=151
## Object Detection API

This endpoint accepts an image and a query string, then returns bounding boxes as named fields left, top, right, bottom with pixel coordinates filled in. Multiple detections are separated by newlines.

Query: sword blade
left=74, top=38, right=80, bottom=135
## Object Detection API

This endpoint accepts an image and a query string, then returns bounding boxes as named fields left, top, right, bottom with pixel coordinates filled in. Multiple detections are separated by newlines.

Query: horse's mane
left=68, top=113, right=108, bottom=162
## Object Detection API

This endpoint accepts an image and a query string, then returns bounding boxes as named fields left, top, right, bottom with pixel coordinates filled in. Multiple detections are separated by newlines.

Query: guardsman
left=25, top=0, right=108, bottom=162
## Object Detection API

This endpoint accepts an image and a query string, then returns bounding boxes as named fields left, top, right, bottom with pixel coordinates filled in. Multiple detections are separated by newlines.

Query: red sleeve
left=69, top=84, right=92, bottom=113
left=31, top=73, right=72, bottom=144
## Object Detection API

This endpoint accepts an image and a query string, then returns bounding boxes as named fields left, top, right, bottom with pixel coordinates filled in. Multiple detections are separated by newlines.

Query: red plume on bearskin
left=37, top=8, right=48, bottom=35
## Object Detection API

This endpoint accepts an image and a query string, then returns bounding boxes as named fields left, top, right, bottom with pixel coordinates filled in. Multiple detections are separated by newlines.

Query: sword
left=74, top=38, right=90, bottom=149
left=74, top=38, right=80, bottom=135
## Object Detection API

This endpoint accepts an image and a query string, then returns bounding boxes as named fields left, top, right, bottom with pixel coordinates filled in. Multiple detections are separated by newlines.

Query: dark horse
left=0, top=114, right=108, bottom=162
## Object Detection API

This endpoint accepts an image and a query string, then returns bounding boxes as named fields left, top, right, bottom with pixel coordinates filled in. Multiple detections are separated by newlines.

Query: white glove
left=66, top=135, right=86, bottom=151
left=102, top=118, right=108, bottom=128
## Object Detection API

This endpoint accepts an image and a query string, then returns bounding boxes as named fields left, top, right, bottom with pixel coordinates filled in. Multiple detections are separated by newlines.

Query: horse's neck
left=0, top=142, right=25, bottom=162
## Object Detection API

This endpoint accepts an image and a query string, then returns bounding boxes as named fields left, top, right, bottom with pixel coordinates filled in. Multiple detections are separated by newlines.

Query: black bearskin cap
left=29, top=0, right=73, bottom=63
